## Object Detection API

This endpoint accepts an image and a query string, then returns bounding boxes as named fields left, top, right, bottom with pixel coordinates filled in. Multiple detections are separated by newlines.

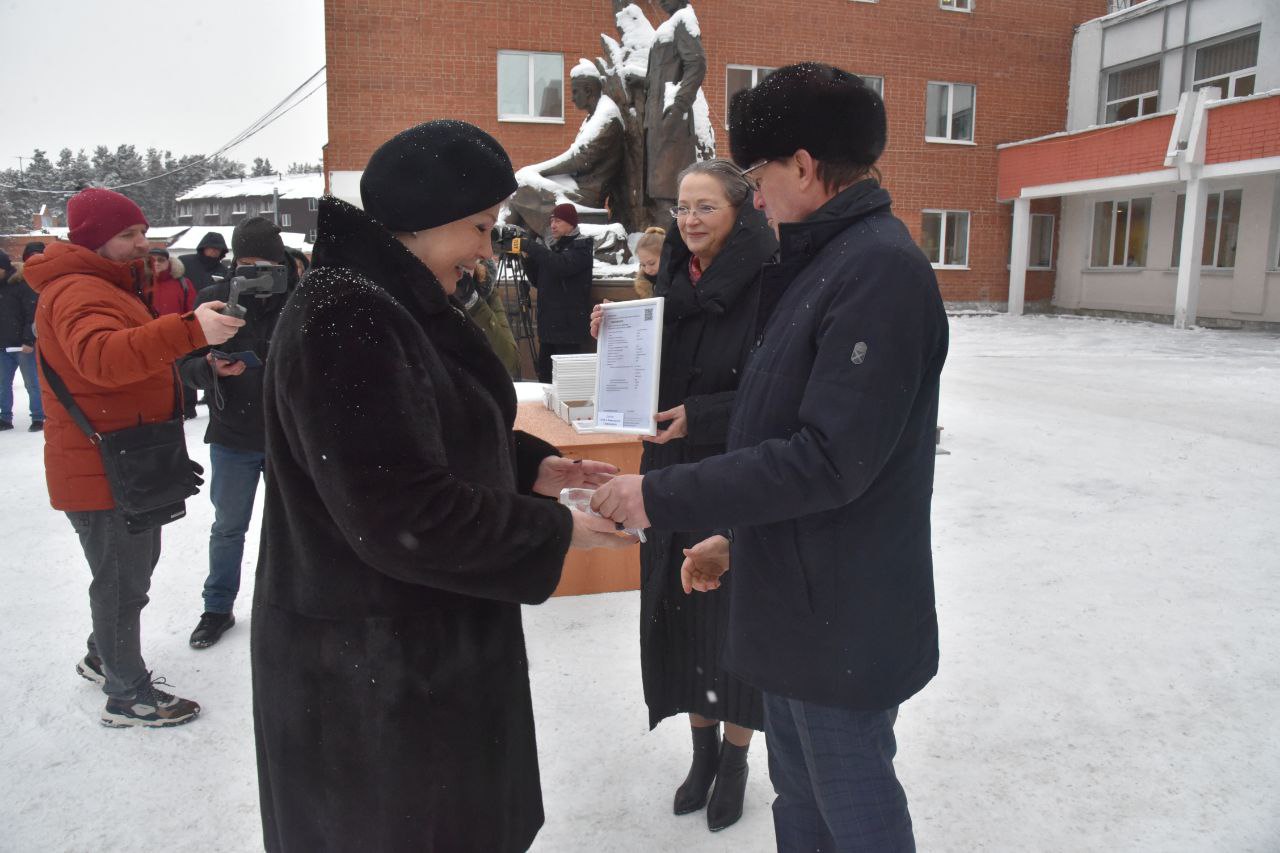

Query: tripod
left=494, top=248, right=538, bottom=377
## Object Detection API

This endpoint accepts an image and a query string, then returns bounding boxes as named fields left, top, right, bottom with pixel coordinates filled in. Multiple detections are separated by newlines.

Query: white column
left=1007, top=197, right=1031, bottom=316
left=1174, top=171, right=1207, bottom=329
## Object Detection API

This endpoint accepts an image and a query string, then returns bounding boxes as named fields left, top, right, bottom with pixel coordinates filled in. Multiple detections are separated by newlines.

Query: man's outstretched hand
left=681, top=534, right=730, bottom=594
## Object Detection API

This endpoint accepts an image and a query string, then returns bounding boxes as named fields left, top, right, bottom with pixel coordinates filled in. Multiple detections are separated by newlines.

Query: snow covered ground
left=1, top=314, right=1278, bottom=851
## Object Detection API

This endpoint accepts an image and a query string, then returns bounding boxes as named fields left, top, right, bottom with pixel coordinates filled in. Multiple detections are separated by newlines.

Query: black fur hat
left=728, top=62, right=886, bottom=170
left=360, top=120, right=517, bottom=233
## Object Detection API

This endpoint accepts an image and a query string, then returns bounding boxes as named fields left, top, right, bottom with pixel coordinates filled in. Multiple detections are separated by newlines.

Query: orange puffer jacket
left=24, top=242, right=208, bottom=511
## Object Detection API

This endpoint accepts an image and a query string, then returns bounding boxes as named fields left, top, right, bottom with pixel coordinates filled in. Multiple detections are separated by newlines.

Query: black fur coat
left=251, top=197, right=573, bottom=852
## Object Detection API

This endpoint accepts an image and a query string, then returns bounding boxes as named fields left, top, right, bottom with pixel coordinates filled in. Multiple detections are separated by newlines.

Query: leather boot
left=673, top=723, right=721, bottom=815
left=706, top=739, right=750, bottom=831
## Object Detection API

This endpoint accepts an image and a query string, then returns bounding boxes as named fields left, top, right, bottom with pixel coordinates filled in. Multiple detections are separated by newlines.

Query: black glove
left=187, top=459, right=205, bottom=493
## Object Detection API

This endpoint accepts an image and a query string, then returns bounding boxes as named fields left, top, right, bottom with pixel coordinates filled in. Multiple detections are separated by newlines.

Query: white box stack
left=549, top=353, right=597, bottom=424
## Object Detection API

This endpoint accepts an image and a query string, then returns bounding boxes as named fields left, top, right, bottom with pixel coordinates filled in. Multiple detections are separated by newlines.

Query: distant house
left=176, top=173, right=323, bottom=243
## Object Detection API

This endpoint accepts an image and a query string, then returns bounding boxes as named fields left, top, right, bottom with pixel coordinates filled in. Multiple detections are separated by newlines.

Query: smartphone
left=209, top=349, right=263, bottom=369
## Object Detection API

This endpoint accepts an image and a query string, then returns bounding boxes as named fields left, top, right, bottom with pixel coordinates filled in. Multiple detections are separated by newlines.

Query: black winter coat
left=644, top=181, right=949, bottom=712
left=638, top=201, right=776, bottom=729
left=178, top=251, right=231, bottom=291
left=523, top=233, right=593, bottom=344
left=0, top=273, right=37, bottom=348
left=178, top=275, right=292, bottom=452
left=252, top=198, right=574, bottom=853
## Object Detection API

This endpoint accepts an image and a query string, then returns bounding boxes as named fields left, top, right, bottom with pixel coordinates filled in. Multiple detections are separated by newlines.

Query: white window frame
left=1191, top=31, right=1258, bottom=100
left=1029, top=213, right=1054, bottom=270
left=921, top=209, right=970, bottom=269
left=925, top=82, right=976, bottom=144
left=725, top=65, right=775, bottom=128
left=260, top=200, right=273, bottom=215
left=306, top=229, right=317, bottom=243
left=280, top=212, right=292, bottom=227
left=1173, top=189, right=1242, bottom=269
left=940, top=0, right=973, bottom=12
left=497, top=50, right=565, bottom=124
left=177, top=202, right=192, bottom=218
left=231, top=201, right=247, bottom=216
left=1089, top=197, right=1151, bottom=269
left=859, top=74, right=884, bottom=97
left=307, top=197, right=318, bottom=211
left=1103, top=60, right=1159, bottom=124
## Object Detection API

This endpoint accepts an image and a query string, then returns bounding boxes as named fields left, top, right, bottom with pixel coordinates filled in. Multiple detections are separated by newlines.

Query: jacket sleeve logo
left=850, top=341, right=868, bottom=365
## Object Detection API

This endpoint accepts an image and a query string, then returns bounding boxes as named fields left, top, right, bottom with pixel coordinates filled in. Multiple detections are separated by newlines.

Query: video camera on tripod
left=219, top=261, right=289, bottom=319
left=491, top=224, right=528, bottom=256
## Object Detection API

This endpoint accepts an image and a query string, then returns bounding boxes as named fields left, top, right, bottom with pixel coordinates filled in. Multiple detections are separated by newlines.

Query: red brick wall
left=325, top=0, right=1107, bottom=304
left=996, top=113, right=1176, bottom=201
left=1205, top=94, right=1280, bottom=165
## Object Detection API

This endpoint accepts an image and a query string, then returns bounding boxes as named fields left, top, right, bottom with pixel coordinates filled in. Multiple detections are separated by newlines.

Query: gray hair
left=676, top=159, right=752, bottom=208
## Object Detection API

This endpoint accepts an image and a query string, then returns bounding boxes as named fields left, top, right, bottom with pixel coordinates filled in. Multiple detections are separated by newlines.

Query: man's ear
left=793, top=149, right=819, bottom=192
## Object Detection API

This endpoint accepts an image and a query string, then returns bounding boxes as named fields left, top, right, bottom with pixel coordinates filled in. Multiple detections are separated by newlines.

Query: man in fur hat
left=593, top=62, right=949, bottom=851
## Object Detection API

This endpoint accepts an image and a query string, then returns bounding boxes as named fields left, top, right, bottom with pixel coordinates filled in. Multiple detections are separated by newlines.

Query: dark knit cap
left=232, top=216, right=287, bottom=263
left=0, top=251, right=13, bottom=277
left=360, top=120, right=517, bottom=232
left=22, top=241, right=46, bottom=261
left=551, top=203, right=579, bottom=228
left=66, top=188, right=149, bottom=251
left=728, top=62, right=886, bottom=170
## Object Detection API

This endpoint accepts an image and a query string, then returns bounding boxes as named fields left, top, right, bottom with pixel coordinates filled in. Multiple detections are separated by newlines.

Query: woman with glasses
left=594, top=158, right=777, bottom=832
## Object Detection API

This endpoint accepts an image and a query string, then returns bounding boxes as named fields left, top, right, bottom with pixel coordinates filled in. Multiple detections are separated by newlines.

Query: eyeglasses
left=669, top=204, right=723, bottom=220
left=743, top=158, right=771, bottom=191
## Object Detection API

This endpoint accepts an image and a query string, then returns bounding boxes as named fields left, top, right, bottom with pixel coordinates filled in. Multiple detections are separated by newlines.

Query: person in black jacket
left=590, top=159, right=777, bottom=832
left=0, top=250, right=43, bottom=431
left=593, top=63, right=949, bottom=852
left=178, top=217, right=295, bottom=649
left=179, top=231, right=231, bottom=291
left=521, top=202, right=593, bottom=382
left=251, top=120, right=632, bottom=853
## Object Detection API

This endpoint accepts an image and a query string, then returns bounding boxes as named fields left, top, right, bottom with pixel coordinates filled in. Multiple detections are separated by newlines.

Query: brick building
left=323, top=0, right=1107, bottom=304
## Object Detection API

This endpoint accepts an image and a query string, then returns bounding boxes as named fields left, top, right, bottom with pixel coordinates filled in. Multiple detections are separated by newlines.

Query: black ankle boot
left=706, top=740, right=750, bottom=831
left=673, top=723, right=721, bottom=815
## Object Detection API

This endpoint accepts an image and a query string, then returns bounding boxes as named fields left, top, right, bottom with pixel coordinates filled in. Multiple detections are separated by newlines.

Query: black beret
left=360, top=120, right=517, bottom=232
left=729, top=62, right=886, bottom=170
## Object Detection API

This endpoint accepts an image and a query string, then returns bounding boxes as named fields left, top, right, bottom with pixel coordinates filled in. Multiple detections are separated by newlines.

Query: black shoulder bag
left=40, top=354, right=204, bottom=532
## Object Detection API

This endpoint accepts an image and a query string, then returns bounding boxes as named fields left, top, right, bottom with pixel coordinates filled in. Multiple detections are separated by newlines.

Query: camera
left=491, top=224, right=527, bottom=255
left=220, top=261, right=289, bottom=319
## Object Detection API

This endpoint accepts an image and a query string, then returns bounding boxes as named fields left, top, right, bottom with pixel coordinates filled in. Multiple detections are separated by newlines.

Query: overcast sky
left=3, top=0, right=327, bottom=174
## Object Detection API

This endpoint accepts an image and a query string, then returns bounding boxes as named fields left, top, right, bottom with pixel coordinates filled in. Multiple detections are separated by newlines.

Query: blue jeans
left=764, top=692, right=915, bottom=853
left=0, top=350, right=43, bottom=422
left=204, top=443, right=265, bottom=613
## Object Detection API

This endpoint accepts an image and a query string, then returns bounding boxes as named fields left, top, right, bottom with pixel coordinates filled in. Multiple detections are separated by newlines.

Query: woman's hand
left=680, top=534, right=731, bottom=594
left=570, top=509, right=639, bottom=550
left=589, top=299, right=612, bottom=340
left=532, top=455, right=620, bottom=497
left=642, top=404, right=687, bottom=444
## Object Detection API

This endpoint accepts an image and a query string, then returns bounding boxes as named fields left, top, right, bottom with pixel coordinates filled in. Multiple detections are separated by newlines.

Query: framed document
left=592, top=297, right=664, bottom=435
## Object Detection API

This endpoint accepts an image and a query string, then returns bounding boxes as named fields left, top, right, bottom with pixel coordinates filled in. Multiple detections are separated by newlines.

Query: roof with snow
left=178, top=172, right=323, bottom=202
left=167, top=225, right=313, bottom=254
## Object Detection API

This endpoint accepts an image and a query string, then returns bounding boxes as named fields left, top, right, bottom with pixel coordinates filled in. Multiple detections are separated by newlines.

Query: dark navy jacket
left=643, top=180, right=949, bottom=711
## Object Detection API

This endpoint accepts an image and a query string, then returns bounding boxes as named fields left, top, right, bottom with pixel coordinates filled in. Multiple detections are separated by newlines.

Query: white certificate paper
left=593, top=297, right=664, bottom=435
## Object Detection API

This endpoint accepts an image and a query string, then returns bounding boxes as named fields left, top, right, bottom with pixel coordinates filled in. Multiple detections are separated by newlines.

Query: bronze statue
left=642, top=0, right=706, bottom=208
left=507, top=66, right=625, bottom=236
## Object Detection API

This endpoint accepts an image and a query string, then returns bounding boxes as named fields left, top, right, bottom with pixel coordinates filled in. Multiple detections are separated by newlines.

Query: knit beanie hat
left=728, top=62, right=886, bottom=171
left=66, top=188, right=149, bottom=251
left=0, top=251, right=13, bottom=278
left=232, top=216, right=287, bottom=263
left=360, top=120, right=517, bottom=233
left=22, top=241, right=46, bottom=261
left=551, top=203, right=580, bottom=228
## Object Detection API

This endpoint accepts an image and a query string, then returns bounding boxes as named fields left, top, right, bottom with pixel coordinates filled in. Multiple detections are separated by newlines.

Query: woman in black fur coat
left=251, top=121, right=632, bottom=853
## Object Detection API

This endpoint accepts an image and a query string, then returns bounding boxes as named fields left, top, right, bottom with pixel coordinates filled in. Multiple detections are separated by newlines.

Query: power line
left=0, top=67, right=326, bottom=195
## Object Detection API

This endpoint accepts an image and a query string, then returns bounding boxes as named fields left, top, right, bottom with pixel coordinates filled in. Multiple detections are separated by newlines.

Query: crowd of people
left=22, top=60, right=947, bottom=852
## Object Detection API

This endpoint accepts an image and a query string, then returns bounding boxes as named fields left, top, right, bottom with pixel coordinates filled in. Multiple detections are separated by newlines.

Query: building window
left=1029, top=214, right=1054, bottom=269
left=177, top=202, right=192, bottom=219
left=1104, top=61, right=1159, bottom=123
left=940, top=0, right=972, bottom=11
left=1192, top=31, right=1258, bottom=99
left=726, top=65, right=775, bottom=123
left=260, top=201, right=273, bottom=215
left=232, top=201, right=247, bottom=216
left=925, top=82, right=975, bottom=143
left=1090, top=197, right=1151, bottom=268
left=497, top=51, right=564, bottom=122
left=1171, top=189, right=1242, bottom=268
left=307, top=198, right=318, bottom=211
left=860, top=75, right=884, bottom=97
left=280, top=213, right=292, bottom=227
left=921, top=210, right=970, bottom=268
left=306, top=229, right=317, bottom=243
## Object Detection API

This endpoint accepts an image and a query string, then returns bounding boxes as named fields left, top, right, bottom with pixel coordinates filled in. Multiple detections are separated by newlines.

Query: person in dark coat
left=592, top=63, right=949, bottom=851
left=179, top=231, right=231, bottom=290
left=590, top=159, right=777, bottom=832
left=180, top=218, right=298, bottom=649
left=521, top=202, right=594, bottom=382
left=0, top=250, right=43, bottom=431
left=251, top=120, right=634, bottom=853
